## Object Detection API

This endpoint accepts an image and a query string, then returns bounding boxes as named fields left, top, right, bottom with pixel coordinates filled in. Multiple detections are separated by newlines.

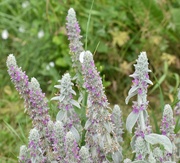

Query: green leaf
left=55, top=57, right=69, bottom=67
left=52, top=35, right=61, bottom=45
left=175, top=117, right=180, bottom=134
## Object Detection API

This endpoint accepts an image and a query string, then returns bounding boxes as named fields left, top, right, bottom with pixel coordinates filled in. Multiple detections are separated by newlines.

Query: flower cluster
left=7, top=54, right=50, bottom=131
left=64, top=131, right=80, bottom=163
left=28, top=78, right=50, bottom=131
left=52, top=120, right=65, bottom=161
left=111, top=105, right=124, bottom=143
left=66, top=8, right=83, bottom=77
left=28, top=128, right=46, bottom=162
left=126, top=52, right=153, bottom=134
left=80, top=51, right=122, bottom=162
left=51, top=73, right=82, bottom=141
left=79, top=146, right=93, bottom=163
left=161, top=104, right=175, bottom=141
left=125, top=52, right=153, bottom=105
left=18, top=145, right=30, bottom=163
left=7, top=54, right=30, bottom=109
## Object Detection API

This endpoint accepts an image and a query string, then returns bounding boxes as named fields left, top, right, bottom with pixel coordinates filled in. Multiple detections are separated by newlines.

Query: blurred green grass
left=0, top=0, right=180, bottom=162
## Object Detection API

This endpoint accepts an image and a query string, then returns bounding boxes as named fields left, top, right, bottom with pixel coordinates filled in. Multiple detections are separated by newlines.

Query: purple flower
left=7, top=54, right=30, bottom=109
left=18, top=145, right=30, bottom=163
left=28, top=128, right=47, bottom=162
left=66, top=8, right=83, bottom=72
left=161, top=104, right=176, bottom=142
left=79, top=146, right=93, bottom=163
left=111, top=105, right=124, bottom=143
left=52, top=121, right=66, bottom=161
left=81, top=51, right=122, bottom=162
left=125, top=52, right=153, bottom=105
left=7, top=54, right=51, bottom=131
left=126, top=52, right=152, bottom=133
left=64, top=131, right=80, bottom=163
left=29, top=78, right=50, bottom=131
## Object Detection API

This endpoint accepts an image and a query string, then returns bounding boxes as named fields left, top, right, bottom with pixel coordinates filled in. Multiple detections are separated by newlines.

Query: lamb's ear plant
left=6, top=8, right=179, bottom=163
left=125, top=52, right=175, bottom=163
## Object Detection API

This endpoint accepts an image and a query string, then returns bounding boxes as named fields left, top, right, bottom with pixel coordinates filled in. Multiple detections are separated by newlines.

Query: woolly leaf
left=106, top=133, right=112, bottom=145
left=125, top=91, right=137, bottom=104
left=70, top=99, right=80, bottom=108
left=145, top=133, right=172, bottom=153
left=104, top=122, right=112, bottom=133
left=70, top=126, right=80, bottom=142
left=56, top=110, right=65, bottom=121
left=126, top=111, right=140, bottom=133
left=84, top=119, right=91, bottom=130
left=51, top=96, right=59, bottom=101
left=132, top=161, right=148, bottom=163
left=129, top=86, right=138, bottom=95
left=130, top=135, right=136, bottom=151
left=112, top=151, right=123, bottom=163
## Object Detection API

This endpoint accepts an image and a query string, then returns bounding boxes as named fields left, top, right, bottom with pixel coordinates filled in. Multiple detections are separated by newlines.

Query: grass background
left=0, top=0, right=180, bottom=162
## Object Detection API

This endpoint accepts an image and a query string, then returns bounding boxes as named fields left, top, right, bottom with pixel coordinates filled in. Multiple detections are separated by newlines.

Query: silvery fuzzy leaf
left=99, top=134, right=105, bottom=148
left=130, top=135, right=136, bottom=152
left=56, top=110, right=65, bottom=121
left=128, top=86, right=139, bottom=96
left=145, top=79, right=153, bottom=85
left=70, top=99, right=80, bottom=108
left=92, top=112, right=97, bottom=119
left=92, top=134, right=98, bottom=142
left=60, top=87, right=66, bottom=93
left=91, top=146, right=97, bottom=158
left=129, top=73, right=138, bottom=78
left=79, top=51, right=85, bottom=63
left=164, top=162, right=176, bottom=163
left=144, top=133, right=172, bottom=153
left=51, top=161, right=58, bottom=163
left=31, top=158, right=36, bottom=163
left=143, top=110, right=148, bottom=122
left=112, top=150, right=123, bottom=163
left=131, top=161, right=147, bottom=163
left=84, top=119, right=91, bottom=130
left=106, top=133, right=112, bottom=145
left=112, top=104, right=121, bottom=115
left=78, top=92, right=83, bottom=103
left=104, top=122, right=112, bottom=133
left=70, top=89, right=76, bottom=95
left=126, top=112, right=140, bottom=133
left=54, top=85, right=61, bottom=89
left=70, top=126, right=80, bottom=142
left=59, top=95, right=65, bottom=102
left=63, top=111, right=68, bottom=122
left=51, top=96, right=59, bottom=101
left=125, top=91, right=137, bottom=104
